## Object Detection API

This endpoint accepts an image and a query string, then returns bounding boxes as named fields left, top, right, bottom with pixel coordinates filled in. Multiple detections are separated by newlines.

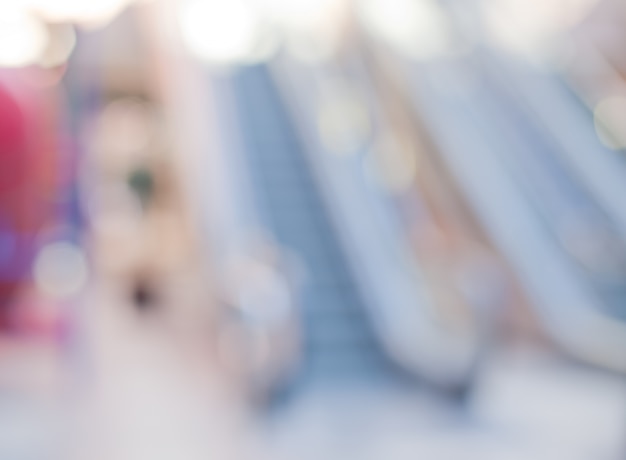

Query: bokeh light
left=594, top=96, right=626, bottom=150
left=178, top=0, right=272, bottom=66
left=29, top=0, right=134, bottom=28
left=357, top=0, right=454, bottom=59
left=0, top=6, right=49, bottom=68
left=33, top=241, right=88, bottom=298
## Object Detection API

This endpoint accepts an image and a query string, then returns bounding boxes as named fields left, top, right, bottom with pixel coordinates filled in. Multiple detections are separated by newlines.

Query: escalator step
left=230, top=65, right=390, bottom=381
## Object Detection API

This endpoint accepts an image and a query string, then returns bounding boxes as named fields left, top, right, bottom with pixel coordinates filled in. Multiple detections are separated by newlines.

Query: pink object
left=0, top=70, right=61, bottom=326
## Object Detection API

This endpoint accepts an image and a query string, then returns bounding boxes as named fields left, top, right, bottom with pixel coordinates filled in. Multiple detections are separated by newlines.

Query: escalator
left=396, top=54, right=626, bottom=372
left=229, top=65, right=393, bottom=382
left=477, top=65, right=626, bottom=322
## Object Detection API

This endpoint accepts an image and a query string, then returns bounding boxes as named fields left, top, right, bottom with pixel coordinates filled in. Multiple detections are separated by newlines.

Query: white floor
left=0, top=290, right=624, bottom=460
left=257, top=352, right=625, bottom=460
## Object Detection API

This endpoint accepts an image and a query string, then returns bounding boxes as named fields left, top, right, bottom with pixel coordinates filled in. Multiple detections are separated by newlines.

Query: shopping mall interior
left=0, top=0, right=626, bottom=458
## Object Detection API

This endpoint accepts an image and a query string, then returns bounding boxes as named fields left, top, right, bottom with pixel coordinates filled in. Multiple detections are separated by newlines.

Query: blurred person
left=87, top=94, right=204, bottom=323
